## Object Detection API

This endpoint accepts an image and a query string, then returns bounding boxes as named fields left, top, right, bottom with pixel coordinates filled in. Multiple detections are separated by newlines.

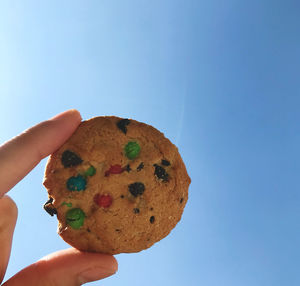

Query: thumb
left=3, top=249, right=118, bottom=286
left=0, top=196, right=18, bottom=284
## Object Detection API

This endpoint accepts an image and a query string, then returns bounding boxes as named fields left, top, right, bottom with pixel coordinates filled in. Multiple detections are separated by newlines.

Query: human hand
left=0, top=110, right=118, bottom=286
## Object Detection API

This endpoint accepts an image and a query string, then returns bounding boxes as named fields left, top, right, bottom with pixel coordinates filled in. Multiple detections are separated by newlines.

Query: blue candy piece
left=66, top=175, right=87, bottom=191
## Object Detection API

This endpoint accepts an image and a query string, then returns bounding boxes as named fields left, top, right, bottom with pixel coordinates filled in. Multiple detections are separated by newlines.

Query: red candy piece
left=105, top=164, right=124, bottom=176
left=94, top=194, right=113, bottom=208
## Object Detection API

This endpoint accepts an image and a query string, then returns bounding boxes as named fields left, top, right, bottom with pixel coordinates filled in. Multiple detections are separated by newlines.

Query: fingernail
left=50, top=109, right=82, bottom=121
left=78, top=267, right=117, bottom=284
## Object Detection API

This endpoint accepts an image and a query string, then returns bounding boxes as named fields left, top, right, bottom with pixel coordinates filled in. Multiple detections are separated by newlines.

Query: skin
left=0, top=110, right=118, bottom=286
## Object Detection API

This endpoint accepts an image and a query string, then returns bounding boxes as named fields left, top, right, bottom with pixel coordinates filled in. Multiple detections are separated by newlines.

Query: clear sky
left=0, top=1, right=300, bottom=285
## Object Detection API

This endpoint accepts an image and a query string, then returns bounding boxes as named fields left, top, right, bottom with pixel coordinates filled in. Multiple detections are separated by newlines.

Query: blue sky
left=0, top=1, right=300, bottom=285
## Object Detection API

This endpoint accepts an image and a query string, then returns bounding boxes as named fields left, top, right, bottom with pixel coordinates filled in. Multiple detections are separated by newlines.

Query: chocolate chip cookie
left=43, top=116, right=191, bottom=254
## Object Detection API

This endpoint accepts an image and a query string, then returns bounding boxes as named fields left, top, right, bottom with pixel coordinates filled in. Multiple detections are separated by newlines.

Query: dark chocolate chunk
left=153, top=164, right=169, bottom=182
left=87, top=228, right=91, bottom=233
left=44, top=205, right=57, bottom=217
left=115, top=229, right=121, bottom=232
left=117, top=119, right=130, bottom=134
left=61, top=150, right=83, bottom=168
left=150, top=207, right=153, bottom=211
left=45, top=197, right=53, bottom=204
left=161, top=159, right=170, bottom=166
left=120, top=195, right=125, bottom=199
left=43, top=198, right=57, bottom=216
left=128, top=182, right=145, bottom=197
left=137, top=162, right=144, bottom=171
left=125, top=164, right=131, bottom=172
left=180, top=198, right=184, bottom=204
left=133, top=208, right=140, bottom=214
left=150, top=216, right=155, bottom=224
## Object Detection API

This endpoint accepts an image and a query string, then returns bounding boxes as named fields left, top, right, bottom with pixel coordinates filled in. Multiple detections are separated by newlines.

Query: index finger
left=0, top=110, right=82, bottom=197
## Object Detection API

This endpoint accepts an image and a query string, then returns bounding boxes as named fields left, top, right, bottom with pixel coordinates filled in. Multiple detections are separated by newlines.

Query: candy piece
left=150, top=216, right=155, bottom=224
left=117, top=119, right=130, bottom=134
left=133, top=208, right=140, bottom=214
left=105, top=165, right=123, bottom=176
left=61, top=150, right=83, bottom=168
left=84, top=165, right=96, bottom=177
left=153, top=164, right=169, bottom=182
left=66, top=208, right=85, bottom=229
left=66, top=175, right=87, bottom=191
left=109, top=165, right=123, bottom=174
left=94, top=194, right=113, bottom=208
left=124, top=141, right=140, bottom=160
left=43, top=198, right=57, bottom=216
left=128, top=182, right=145, bottom=197
left=137, top=162, right=144, bottom=171
left=125, top=164, right=131, bottom=172
left=161, top=159, right=170, bottom=166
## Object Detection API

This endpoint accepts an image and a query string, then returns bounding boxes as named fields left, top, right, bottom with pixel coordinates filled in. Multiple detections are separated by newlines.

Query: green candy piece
left=124, top=141, right=141, bottom=160
left=84, top=165, right=96, bottom=177
left=66, top=208, right=85, bottom=229
left=62, top=202, right=72, bottom=208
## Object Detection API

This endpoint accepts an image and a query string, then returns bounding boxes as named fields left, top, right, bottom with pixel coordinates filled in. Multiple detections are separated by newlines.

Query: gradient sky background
left=0, top=1, right=300, bottom=285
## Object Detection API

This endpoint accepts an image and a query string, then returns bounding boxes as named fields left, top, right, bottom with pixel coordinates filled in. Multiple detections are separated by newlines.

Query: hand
left=0, top=110, right=118, bottom=286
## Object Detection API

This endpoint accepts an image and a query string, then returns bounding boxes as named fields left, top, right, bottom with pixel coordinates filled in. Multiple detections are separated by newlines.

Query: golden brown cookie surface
left=43, top=116, right=190, bottom=254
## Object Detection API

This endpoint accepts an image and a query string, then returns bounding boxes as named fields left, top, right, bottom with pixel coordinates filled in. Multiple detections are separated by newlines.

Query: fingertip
left=50, top=109, right=82, bottom=123
left=34, top=110, right=82, bottom=158
left=78, top=266, right=116, bottom=285
left=0, top=196, right=17, bottom=283
left=77, top=253, right=118, bottom=284
left=110, top=255, right=118, bottom=273
left=0, top=195, right=18, bottom=222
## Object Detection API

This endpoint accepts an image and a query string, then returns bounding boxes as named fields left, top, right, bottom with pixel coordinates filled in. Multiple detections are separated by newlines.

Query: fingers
left=0, top=196, right=18, bottom=284
left=3, top=248, right=118, bottom=286
left=0, top=110, right=82, bottom=197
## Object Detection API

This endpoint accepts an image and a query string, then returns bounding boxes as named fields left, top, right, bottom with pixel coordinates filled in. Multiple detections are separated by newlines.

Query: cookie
left=43, top=116, right=191, bottom=254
